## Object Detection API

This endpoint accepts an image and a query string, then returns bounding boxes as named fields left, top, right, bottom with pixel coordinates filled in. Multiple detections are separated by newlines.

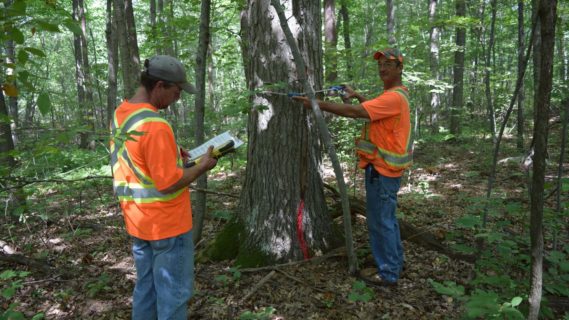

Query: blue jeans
left=131, top=230, right=194, bottom=320
left=365, top=165, right=404, bottom=283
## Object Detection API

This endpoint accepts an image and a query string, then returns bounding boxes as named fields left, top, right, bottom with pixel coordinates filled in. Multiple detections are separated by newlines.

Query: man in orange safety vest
left=294, top=48, right=412, bottom=286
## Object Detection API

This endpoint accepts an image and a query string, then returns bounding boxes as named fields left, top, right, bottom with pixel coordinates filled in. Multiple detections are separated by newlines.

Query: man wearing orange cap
left=294, top=48, right=412, bottom=286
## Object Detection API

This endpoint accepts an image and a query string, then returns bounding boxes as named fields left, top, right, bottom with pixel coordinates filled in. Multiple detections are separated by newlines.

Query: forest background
left=0, top=0, right=568, bottom=319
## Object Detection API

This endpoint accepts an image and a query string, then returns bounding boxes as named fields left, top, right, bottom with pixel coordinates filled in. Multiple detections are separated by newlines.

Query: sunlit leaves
left=429, top=279, right=465, bottom=298
left=7, top=27, right=25, bottom=44
left=35, top=19, right=61, bottom=33
left=37, top=92, right=52, bottom=116
left=63, top=19, right=83, bottom=35
left=24, top=47, right=46, bottom=57
left=17, top=49, right=29, bottom=65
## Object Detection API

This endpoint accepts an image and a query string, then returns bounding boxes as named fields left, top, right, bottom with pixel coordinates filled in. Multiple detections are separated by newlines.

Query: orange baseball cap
left=373, top=48, right=404, bottom=64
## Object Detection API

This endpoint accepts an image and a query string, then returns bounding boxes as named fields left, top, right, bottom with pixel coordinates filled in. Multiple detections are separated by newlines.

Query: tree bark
left=483, top=0, right=497, bottom=142
left=339, top=1, right=352, bottom=81
left=386, top=0, right=396, bottom=46
left=4, top=38, right=19, bottom=147
left=516, top=0, right=525, bottom=152
left=238, top=0, right=338, bottom=265
left=528, top=2, right=556, bottom=318
left=106, top=0, right=118, bottom=125
left=428, top=0, right=440, bottom=133
left=192, top=0, right=211, bottom=244
left=72, top=0, right=94, bottom=149
left=323, top=0, right=337, bottom=83
left=114, top=0, right=140, bottom=98
left=450, top=0, right=466, bottom=135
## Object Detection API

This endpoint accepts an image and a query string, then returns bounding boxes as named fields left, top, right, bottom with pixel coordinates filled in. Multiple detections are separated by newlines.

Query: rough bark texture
left=324, top=0, right=337, bottom=83
left=516, top=0, right=525, bottom=152
left=72, top=0, right=94, bottom=149
left=428, top=0, right=440, bottom=133
left=238, top=0, right=338, bottom=265
left=114, top=0, right=140, bottom=98
left=106, top=0, right=118, bottom=125
left=386, top=0, right=396, bottom=46
left=450, top=0, right=465, bottom=135
left=528, top=1, right=556, bottom=318
left=483, top=0, right=497, bottom=141
left=339, top=1, right=352, bottom=81
left=192, top=0, right=211, bottom=244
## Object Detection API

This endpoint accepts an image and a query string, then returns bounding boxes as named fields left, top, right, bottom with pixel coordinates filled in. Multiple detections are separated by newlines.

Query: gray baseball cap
left=144, top=55, right=196, bottom=94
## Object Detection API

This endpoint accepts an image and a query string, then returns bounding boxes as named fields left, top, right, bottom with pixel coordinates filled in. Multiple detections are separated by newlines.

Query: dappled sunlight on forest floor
left=1, top=137, right=568, bottom=319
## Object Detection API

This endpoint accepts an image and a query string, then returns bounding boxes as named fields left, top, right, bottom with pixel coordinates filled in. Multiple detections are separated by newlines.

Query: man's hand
left=198, top=146, right=218, bottom=171
left=292, top=96, right=318, bottom=109
left=341, top=85, right=357, bottom=100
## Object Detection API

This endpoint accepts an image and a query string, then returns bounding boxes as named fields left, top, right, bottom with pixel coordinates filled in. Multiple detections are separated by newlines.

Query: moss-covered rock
left=234, top=245, right=274, bottom=268
left=201, top=219, right=243, bottom=262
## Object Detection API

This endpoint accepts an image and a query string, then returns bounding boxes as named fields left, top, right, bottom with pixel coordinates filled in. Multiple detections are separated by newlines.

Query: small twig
left=274, top=269, right=328, bottom=293
left=189, top=187, right=239, bottom=198
left=23, top=277, right=73, bottom=285
left=240, top=247, right=346, bottom=273
left=240, top=270, right=276, bottom=303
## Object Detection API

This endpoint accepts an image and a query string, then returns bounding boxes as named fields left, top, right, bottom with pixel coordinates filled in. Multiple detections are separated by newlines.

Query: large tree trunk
left=238, top=0, right=338, bottom=265
left=192, top=0, right=211, bottom=244
left=531, top=0, right=541, bottom=122
left=0, top=88, right=25, bottom=216
left=386, top=0, right=396, bottom=46
left=72, top=0, right=94, bottom=149
left=339, top=1, right=352, bottom=81
left=528, top=0, right=556, bottom=318
left=4, top=37, right=19, bottom=147
left=106, top=0, right=118, bottom=125
left=450, top=0, right=466, bottom=135
left=428, top=0, right=440, bottom=133
left=324, top=0, right=337, bottom=83
left=483, top=0, right=497, bottom=142
left=114, top=0, right=140, bottom=98
left=516, top=0, right=525, bottom=152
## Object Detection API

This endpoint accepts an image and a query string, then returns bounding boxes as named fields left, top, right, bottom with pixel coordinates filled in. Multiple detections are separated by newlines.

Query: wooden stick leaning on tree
left=270, top=0, right=357, bottom=275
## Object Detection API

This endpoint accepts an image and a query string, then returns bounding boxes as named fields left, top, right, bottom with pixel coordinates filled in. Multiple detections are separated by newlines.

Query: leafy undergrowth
left=1, top=137, right=568, bottom=319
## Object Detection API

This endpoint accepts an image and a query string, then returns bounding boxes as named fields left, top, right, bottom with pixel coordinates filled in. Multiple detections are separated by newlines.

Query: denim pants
left=365, top=165, right=404, bottom=283
left=131, top=230, right=194, bottom=320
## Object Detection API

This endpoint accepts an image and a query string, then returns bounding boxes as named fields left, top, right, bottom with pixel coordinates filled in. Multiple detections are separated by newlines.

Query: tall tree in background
left=72, top=0, right=95, bottom=148
left=386, top=0, right=396, bottom=46
left=450, top=0, right=466, bottom=135
left=530, top=0, right=541, bottom=136
left=528, top=2, right=557, bottom=318
left=516, top=0, right=525, bottom=152
left=114, top=0, right=140, bottom=98
left=238, top=0, right=337, bottom=264
left=192, top=0, right=211, bottom=243
left=428, top=0, right=440, bottom=133
left=483, top=0, right=497, bottom=141
left=105, top=0, right=118, bottom=125
left=4, top=2, right=18, bottom=147
left=158, top=0, right=175, bottom=57
left=324, top=0, right=337, bottom=83
left=339, top=0, right=352, bottom=81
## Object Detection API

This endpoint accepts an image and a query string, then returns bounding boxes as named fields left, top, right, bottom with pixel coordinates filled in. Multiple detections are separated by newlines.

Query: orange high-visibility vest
left=356, top=87, right=413, bottom=176
left=110, top=102, right=191, bottom=240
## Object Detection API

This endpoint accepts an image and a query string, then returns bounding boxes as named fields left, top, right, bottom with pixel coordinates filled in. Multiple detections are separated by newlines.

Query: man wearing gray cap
left=110, top=55, right=217, bottom=319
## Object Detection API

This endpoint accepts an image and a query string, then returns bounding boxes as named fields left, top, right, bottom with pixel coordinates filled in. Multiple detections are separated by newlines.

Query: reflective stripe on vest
left=356, top=88, right=413, bottom=169
left=110, top=108, right=182, bottom=203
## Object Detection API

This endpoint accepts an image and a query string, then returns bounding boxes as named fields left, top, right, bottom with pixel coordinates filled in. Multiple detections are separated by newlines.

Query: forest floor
left=1, top=136, right=567, bottom=319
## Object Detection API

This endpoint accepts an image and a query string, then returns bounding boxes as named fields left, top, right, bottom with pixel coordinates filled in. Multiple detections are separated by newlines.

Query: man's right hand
left=341, top=85, right=357, bottom=101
